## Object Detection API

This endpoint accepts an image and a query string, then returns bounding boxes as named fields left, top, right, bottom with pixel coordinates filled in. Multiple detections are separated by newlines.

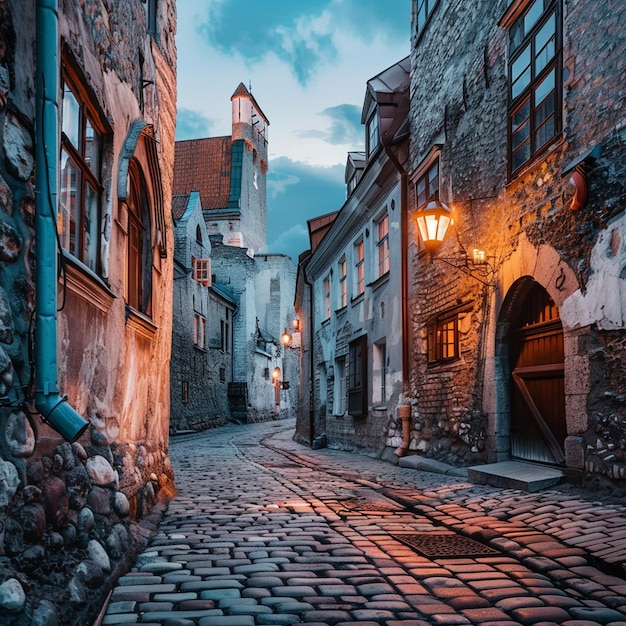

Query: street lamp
left=415, top=199, right=453, bottom=253
left=281, top=329, right=291, bottom=347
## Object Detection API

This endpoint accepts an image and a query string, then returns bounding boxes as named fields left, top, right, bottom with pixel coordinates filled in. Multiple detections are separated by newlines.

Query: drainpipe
left=303, top=260, right=315, bottom=446
left=34, top=0, right=89, bottom=442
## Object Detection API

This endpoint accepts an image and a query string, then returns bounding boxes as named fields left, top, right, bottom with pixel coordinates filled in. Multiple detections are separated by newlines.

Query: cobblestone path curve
left=102, top=419, right=626, bottom=626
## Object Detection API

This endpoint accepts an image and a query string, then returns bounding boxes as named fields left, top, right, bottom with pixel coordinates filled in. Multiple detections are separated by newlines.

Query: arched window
left=196, top=224, right=202, bottom=245
left=127, top=160, right=152, bottom=315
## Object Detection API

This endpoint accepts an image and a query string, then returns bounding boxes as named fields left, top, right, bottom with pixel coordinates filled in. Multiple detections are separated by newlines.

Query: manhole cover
left=341, top=498, right=403, bottom=512
left=391, top=533, right=500, bottom=558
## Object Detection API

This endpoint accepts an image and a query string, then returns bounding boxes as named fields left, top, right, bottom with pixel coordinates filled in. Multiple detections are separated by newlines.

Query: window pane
left=84, top=182, right=99, bottom=271
left=524, top=0, right=543, bottom=33
left=59, top=151, right=80, bottom=257
left=62, top=86, right=80, bottom=148
left=511, top=46, right=531, bottom=98
left=84, top=120, right=100, bottom=174
left=534, top=68, right=555, bottom=105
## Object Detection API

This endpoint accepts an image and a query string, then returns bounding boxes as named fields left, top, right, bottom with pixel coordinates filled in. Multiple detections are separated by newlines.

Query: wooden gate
left=510, top=283, right=566, bottom=464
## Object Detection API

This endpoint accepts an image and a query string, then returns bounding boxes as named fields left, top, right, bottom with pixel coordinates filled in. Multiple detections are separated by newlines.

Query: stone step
left=467, top=461, right=565, bottom=492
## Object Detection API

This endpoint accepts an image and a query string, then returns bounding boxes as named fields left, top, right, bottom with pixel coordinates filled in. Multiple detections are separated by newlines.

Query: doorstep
left=467, top=460, right=565, bottom=492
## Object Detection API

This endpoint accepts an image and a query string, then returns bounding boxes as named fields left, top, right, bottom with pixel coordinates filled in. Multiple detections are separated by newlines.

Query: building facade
left=295, top=58, right=410, bottom=452
left=398, top=0, right=626, bottom=489
left=173, top=85, right=298, bottom=425
left=170, top=191, right=236, bottom=431
left=0, top=0, right=176, bottom=622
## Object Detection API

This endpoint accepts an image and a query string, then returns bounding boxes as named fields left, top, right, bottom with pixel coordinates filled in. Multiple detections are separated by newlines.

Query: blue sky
left=176, top=0, right=411, bottom=262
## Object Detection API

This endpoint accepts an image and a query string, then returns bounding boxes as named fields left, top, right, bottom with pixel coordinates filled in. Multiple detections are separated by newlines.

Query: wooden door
left=510, top=283, right=566, bottom=464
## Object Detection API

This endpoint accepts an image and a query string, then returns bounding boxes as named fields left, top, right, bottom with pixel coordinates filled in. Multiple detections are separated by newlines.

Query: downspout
left=34, top=0, right=89, bottom=442
left=303, top=262, right=315, bottom=447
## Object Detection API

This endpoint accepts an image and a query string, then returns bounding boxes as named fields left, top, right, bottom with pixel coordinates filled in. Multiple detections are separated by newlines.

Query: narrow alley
left=101, top=419, right=626, bottom=626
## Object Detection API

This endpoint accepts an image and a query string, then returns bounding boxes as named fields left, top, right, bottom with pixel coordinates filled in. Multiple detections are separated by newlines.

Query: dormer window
left=366, top=111, right=380, bottom=157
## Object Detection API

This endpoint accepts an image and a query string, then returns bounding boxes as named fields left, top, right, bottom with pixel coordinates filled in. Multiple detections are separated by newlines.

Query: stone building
left=173, top=85, right=298, bottom=425
left=170, top=191, right=236, bottom=432
left=294, top=58, right=411, bottom=452
left=0, top=0, right=176, bottom=622
left=396, top=0, right=626, bottom=490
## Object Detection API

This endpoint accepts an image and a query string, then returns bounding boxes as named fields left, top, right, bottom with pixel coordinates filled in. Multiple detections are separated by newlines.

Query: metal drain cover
left=341, top=498, right=403, bottom=512
left=392, top=533, right=500, bottom=558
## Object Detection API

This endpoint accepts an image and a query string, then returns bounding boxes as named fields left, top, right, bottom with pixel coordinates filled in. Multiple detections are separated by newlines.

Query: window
left=366, top=111, right=380, bottom=157
left=348, top=335, right=368, bottom=417
left=220, top=317, right=230, bottom=352
left=508, top=0, right=561, bottom=175
left=143, top=0, right=157, bottom=37
left=376, top=214, right=389, bottom=277
left=194, top=313, right=206, bottom=348
left=324, top=276, right=331, bottom=319
left=181, top=381, right=189, bottom=403
left=59, top=76, right=103, bottom=272
left=415, top=0, right=438, bottom=38
left=373, top=340, right=387, bottom=405
left=427, top=314, right=459, bottom=363
left=193, top=256, right=211, bottom=286
left=334, top=356, right=347, bottom=416
left=126, top=161, right=152, bottom=314
left=219, top=367, right=226, bottom=382
left=338, top=257, right=347, bottom=308
left=354, top=239, right=365, bottom=296
left=415, top=159, right=439, bottom=208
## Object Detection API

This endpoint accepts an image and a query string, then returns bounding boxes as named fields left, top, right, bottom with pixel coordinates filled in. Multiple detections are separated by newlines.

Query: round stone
left=88, top=539, right=111, bottom=573
left=86, top=455, right=117, bottom=486
left=0, top=578, right=26, bottom=613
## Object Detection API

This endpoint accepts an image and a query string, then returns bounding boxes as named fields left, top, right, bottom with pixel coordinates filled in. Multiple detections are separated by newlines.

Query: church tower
left=228, top=83, right=270, bottom=254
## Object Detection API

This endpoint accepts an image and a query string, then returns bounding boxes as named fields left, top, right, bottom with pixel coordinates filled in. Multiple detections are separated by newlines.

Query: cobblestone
left=102, top=420, right=626, bottom=625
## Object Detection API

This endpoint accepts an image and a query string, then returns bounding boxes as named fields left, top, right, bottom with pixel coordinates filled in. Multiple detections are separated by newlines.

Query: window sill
left=334, top=305, right=347, bottom=317
left=351, top=292, right=364, bottom=306
left=193, top=345, right=207, bottom=353
left=507, top=135, right=565, bottom=185
left=62, top=252, right=115, bottom=313
left=368, top=271, right=390, bottom=292
left=321, top=318, right=331, bottom=328
left=125, top=306, right=157, bottom=340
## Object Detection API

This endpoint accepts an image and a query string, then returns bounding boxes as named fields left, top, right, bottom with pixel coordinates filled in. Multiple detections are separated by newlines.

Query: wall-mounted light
left=281, top=330, right=291, bottom=346
left=415, top=199, right=453, bottom=253
left=272, top=367, right=281, bottom=380
left=415, top=199, right=495, bottom=287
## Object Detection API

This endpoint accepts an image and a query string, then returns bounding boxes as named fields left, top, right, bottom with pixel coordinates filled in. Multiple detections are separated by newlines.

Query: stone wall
left=402, top=0, right=626, bottom=488
left=0, top=1, right=177, bottom=622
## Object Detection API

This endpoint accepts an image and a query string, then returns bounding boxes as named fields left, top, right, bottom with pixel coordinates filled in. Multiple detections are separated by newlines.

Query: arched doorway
left=509, top=281, right=566, bottom=465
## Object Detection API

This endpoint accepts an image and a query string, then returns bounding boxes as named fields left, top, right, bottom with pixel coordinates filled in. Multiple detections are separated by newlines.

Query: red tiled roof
left=172, top=193, right=190, bottom=220
left=173, top=137, right=232, bottom=210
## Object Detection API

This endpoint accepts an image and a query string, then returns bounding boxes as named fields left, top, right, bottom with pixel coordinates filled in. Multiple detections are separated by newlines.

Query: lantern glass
left=415, top=201, right=452, bottom=249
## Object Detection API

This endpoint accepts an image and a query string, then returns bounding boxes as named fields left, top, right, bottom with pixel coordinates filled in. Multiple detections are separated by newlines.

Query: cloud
left=194, top=0, right=409, bottom=86
left=265, top=157, right=346, bottom=261
left=297, top=104, right=363, bottom=146
left=175, top=108, right=215, bottom=140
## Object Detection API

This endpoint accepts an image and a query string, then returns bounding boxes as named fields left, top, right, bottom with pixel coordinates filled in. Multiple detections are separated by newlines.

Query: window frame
left=333, top=356, right=347, bottom=416
left=193, top=256, right=211, bottom=286
left=415, top=0, right=438, bottom=40
left=193, top=312, right=206, bottom=349
left=507, top=0, right=562, bottom=176
left=338, top=257, right=347, bottom=309
left=59, top=71, right=105, bottom=274
left=415, top=158, right=440, bottom=209
left=323, top=275, right=331, bottom=320
left=375, top=212, right=390, bottom=278
left=354, top=238, right=365, bottom=297
left=427, top=312, right=460, bottom=364
left=373, top=339, right=387, bottom=406
left=366, top=110, right=380, bottom=158
left=348, top=335, right=368, bottom=417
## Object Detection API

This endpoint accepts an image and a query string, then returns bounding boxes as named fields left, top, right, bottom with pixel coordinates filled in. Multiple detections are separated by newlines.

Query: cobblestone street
left=101, top=419, right=626, bottom=625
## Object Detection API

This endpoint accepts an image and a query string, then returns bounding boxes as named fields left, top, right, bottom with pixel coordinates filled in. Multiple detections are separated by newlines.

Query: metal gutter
left=34, top=0, right=89, bottom=442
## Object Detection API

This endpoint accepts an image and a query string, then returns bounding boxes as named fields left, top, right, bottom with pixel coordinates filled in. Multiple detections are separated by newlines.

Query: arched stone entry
left=508, top=281, right=566, bottom=465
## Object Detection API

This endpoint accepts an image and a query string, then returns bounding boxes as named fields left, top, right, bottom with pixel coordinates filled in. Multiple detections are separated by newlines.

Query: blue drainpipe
left=34, top=0, right=89, bottom=442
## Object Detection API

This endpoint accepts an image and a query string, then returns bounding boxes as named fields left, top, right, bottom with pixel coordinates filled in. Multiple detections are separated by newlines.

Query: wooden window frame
left=366, top=110, right=380, bottom=157
left=338, top=257, right=347, bottom=308
left=348, top=335, right=368, bottom=417
left=324, top=276, right=331, bottom=320
left=193, top=257, right=211, bottom=286
left=59, top=71, right=106, bottom=274
left=427, top=312, right=460, bottom=364
left=415, top=158, right=440, bottom=209
left=506, top=0, right=562, bottom=176
left=193, top=312, right=206, bottom=349
left=376, top=213, right=390, bottom=277
left=354, top=239, right=365, bottom=297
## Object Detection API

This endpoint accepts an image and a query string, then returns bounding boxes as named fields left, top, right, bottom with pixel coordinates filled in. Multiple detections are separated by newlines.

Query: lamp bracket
left=434, top=255, right=496, bottom=287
